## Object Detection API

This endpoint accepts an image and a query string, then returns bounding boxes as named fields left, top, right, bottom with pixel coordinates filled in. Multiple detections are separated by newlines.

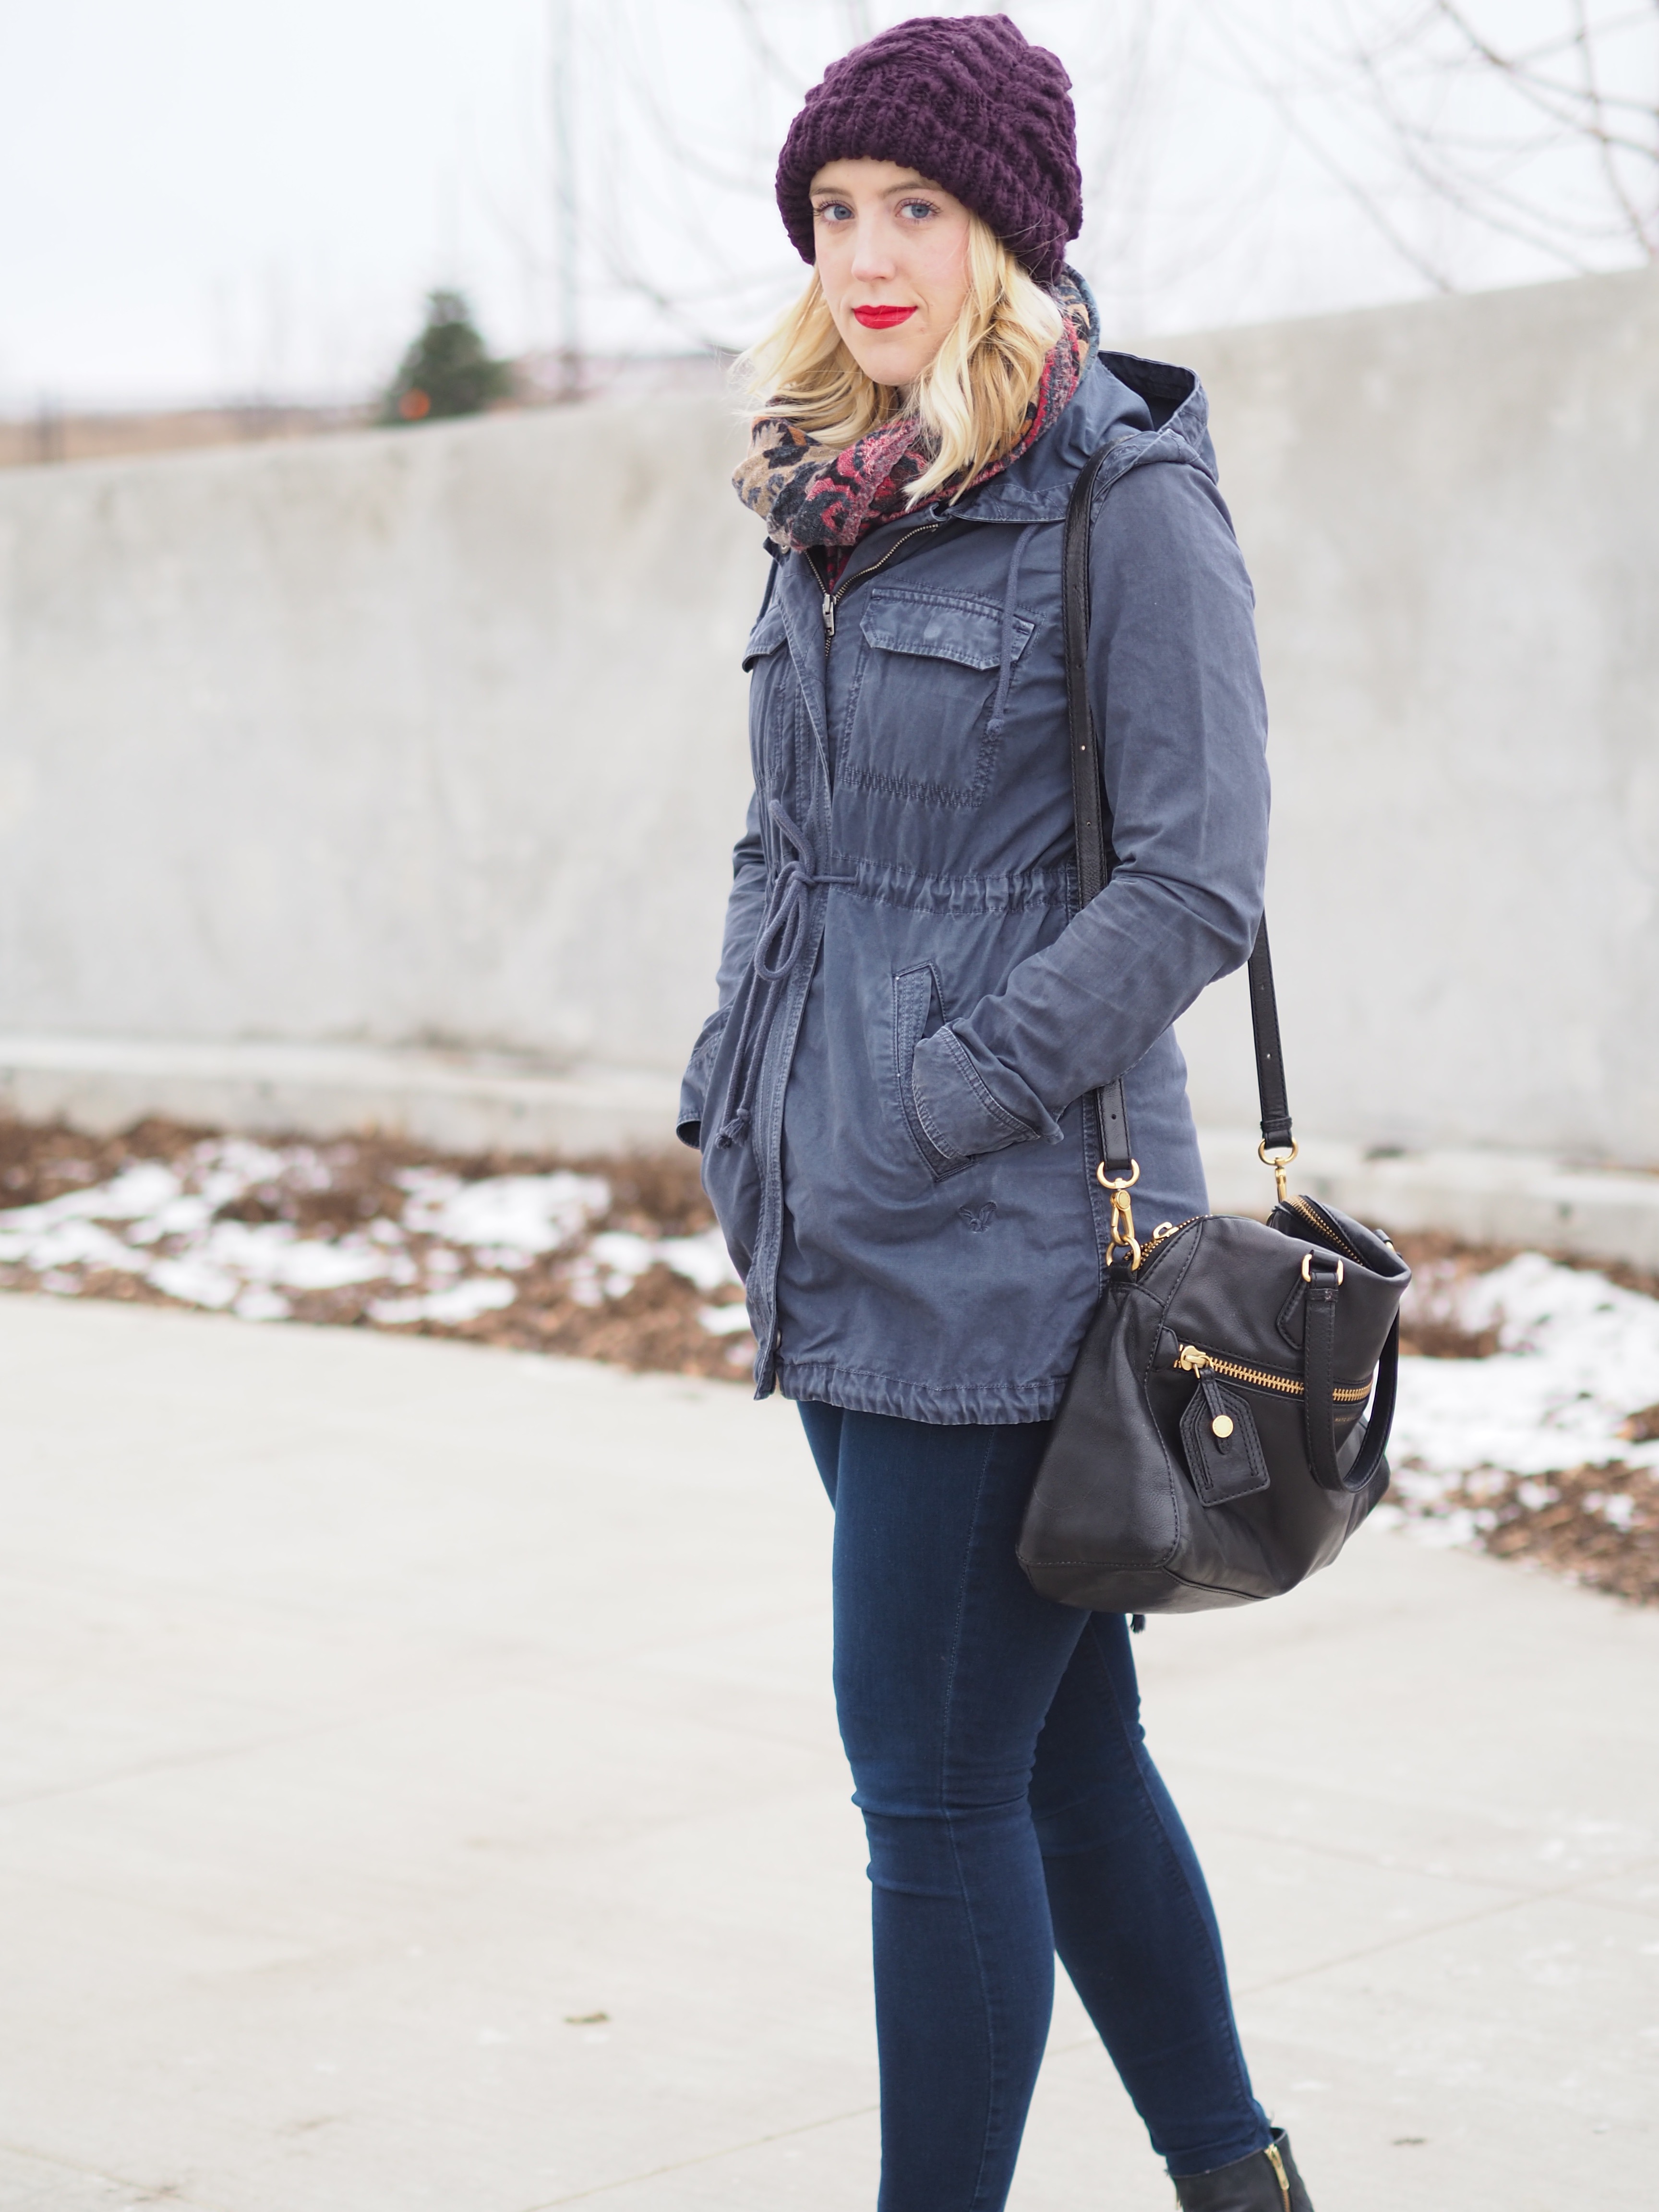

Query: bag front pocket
left=1178, top=1375, right=1271, bottom=1505
left=1168, top=1338, right=1376, bottom=1493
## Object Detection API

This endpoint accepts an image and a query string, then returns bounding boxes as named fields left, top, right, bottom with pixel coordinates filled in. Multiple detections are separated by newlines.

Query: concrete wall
left=0, top=268, right=1655, bottom=1165
left=1174, top=266, right=1659, bottom=1168
left=0, top=397, right=766, bottom=1076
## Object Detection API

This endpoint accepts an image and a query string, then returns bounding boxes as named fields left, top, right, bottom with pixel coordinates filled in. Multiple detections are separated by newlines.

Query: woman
left=678, top=18, right=1310, bottom=2212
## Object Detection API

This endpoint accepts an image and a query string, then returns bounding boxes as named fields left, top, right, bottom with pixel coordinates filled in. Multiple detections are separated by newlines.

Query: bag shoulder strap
left=1062, top=449, right=1132, bottom=1181
left=1061, top=446, right=1295, bottom=1180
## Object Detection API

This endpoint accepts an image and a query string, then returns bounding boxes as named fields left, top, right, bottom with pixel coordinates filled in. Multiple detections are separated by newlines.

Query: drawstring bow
left=716, top=800, right=854, bottom=1148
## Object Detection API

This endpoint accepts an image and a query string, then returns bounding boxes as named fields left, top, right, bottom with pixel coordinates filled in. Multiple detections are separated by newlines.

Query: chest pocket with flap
left=844, top=587, right=1035, bottom=810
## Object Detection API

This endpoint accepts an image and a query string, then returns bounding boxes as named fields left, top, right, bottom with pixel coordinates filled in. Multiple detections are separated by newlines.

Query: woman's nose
left=849, top=223, right=897, bottom=283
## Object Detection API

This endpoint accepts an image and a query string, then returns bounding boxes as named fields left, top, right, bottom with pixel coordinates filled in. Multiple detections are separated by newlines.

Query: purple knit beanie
left=775, top=13, right=1082, bottom=287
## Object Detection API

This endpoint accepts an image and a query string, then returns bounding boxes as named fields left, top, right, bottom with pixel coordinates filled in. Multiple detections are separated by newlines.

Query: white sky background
left=0, top=0, right=1654, bottom=410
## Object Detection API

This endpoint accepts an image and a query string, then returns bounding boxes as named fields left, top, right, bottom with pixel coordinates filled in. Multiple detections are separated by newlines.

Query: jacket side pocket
left=893, top=965, right=976, bottom=1182
left=677, top=1005, right=732, bottom=1149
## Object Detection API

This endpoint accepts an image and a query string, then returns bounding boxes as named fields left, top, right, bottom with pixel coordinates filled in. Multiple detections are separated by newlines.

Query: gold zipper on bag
left=1144, top=1214, right=1204, bottom=1251
left=1263, top=2140, right=1292, bottom=2212
left=1175, top=1344, right=1374, bottom=1403
left=1285, top=1191, right=1363, bottom=1263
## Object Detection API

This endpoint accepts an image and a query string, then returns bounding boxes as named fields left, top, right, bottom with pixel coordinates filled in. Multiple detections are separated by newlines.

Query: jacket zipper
left=1175, top=1343, right=1374, bottom=1403
left=821, top=520, right=944, bottom=652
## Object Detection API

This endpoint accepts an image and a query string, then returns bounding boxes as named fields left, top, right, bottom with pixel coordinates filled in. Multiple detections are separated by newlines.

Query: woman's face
left=810, top=158, right=974, bottom=386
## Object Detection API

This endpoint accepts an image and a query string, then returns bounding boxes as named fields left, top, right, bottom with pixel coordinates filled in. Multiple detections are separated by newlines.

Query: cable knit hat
left=775, top=14, right=1082, bottom=287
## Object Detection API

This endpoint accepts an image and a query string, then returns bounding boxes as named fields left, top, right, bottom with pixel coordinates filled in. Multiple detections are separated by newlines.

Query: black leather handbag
left=1017, top=445, right=1411, bottom=1614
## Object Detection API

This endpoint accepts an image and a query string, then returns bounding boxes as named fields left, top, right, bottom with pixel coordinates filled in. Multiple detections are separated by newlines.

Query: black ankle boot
left=1171, top=2128, right=1312, bottom=2211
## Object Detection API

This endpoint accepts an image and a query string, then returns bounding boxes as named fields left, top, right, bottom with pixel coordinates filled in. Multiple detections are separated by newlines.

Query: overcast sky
left=1, top=0, right=1652, bottom=411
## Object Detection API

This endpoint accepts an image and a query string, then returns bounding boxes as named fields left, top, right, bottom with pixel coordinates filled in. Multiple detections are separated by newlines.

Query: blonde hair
left=740, top=215, right=1064, bottom=504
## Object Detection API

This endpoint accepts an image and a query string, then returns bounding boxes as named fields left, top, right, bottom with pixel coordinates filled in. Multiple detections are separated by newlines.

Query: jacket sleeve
left=909, top=457, right=1269, bottom=1163
left=676, top=787, right=769, bottom=1148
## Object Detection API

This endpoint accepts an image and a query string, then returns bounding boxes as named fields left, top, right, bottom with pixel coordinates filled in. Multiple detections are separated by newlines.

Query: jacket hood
left=955, top=271, right=1217, bottom=525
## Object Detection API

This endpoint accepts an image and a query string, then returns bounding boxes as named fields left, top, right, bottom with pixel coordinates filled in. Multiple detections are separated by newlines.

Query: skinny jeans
left=798, top=1402, right=1270, bottom=2212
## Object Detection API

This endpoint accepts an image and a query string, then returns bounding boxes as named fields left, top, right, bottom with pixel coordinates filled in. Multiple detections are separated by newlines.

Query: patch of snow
left=658, top=1228, right=742, bottom=1295
left=698, top=1302, right=753, bottom=1336
left=1393, top=1256, right=1659, bottom=1487
left=1408, top=1505, right=1493, bottom=1550
left=188, top=1220, right=386, bottom=1292
left=0, top=1217, right=147, bottom=1272
left=1584, top=1492, right=1637, bottom=1531
left=147, top=1256, right=240, bottom=1309
left=0, top=1141, right=753, bottom=1358
left=400, top=1171, right=609, bottom=1258
left=0, top=1162, right=182, bottom=1233
left=587, top=1230, right=657, bottom=1298
left=369, top=1278, right=517, bottom=1327
left=129, top=1141, right=293, bottom=1241
left=580, top=1227, right=743, bottom=1303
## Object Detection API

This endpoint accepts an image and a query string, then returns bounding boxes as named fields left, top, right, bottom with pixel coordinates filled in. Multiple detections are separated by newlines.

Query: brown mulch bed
left=0, top=1115, right=750, bottom=1381
left=1394, top=1226, right=1659, bottom=1325
left=6, top=1119, right=1659, bottom=1602
left=1403, top=1455, right=1659, bottom=1609
left=1470, top=1461, right=1659, bottom=1608
left=1386, top=1230, right=1659, bottom=1605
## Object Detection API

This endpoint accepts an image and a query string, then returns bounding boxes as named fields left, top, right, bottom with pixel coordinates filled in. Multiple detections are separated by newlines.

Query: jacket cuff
left=909, top=1024, right=1063, bottom=1165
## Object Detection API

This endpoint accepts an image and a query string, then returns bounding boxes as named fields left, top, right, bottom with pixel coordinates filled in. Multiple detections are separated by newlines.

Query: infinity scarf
left=734, top=272, right=1094, bottom=567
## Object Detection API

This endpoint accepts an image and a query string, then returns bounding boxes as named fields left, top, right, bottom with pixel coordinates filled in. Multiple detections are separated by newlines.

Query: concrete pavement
left=0, top=1292, right=1655, bottom=2211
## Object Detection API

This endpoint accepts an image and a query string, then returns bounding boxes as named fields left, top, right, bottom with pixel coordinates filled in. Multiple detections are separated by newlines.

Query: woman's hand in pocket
left=909, top=1022, right=1064, bottom=1168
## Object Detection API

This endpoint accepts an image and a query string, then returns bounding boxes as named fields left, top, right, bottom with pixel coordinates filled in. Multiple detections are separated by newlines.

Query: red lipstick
left=853, top=304, right=918, bottom=329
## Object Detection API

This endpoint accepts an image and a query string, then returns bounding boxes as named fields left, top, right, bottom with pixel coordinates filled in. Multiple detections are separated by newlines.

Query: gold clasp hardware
left=1301, top=1251, right=1344, bottom=1285
left=1096, top=1156, right=1141, bottom=1270
left=1258, top=1138, right=1299, bottom=1205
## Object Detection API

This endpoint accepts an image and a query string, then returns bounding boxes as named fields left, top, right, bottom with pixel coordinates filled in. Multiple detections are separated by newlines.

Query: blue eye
left=813, top=201, right=854, bottom=223
left=899, top=200, right=937, bottom=221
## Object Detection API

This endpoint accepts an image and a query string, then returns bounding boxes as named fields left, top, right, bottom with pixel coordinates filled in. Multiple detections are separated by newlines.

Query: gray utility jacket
left=679, top=337, right=1270, bottom=1424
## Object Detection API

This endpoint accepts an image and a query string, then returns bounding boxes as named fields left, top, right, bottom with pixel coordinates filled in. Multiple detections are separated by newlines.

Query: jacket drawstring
left=986, top=524, right=1039, bottom=736
left=721, top=525, right=1031, bottom=1150
left=716, top=800, right=855, bottom=1148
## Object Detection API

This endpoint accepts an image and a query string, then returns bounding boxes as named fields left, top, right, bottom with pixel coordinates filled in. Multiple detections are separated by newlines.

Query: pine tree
left=382, top=290, right=513, bottom=425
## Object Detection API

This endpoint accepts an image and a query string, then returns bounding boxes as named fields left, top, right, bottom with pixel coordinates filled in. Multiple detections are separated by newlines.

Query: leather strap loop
left=1357, top=1319, right=1400, bottom=1490
left=1304, top=1291, right=1399, bottom=1497
left=1301, top=1258, right=1345, bottom=1490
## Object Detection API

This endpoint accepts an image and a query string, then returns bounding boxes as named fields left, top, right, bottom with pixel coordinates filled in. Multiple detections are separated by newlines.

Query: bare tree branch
left=1569, top=0, right=1657, bottom=240
left=1196, top=0, right=1463, bottom=289
left=1234, top=0, right=1659, bottom=279
left=725, top=0, right=810, bottom=97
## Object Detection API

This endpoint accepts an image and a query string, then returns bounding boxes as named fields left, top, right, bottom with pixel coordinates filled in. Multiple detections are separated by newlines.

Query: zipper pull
left=1176, top=1345, right=1236, bottom=1444
left=821, top=590, right=836, bottom=642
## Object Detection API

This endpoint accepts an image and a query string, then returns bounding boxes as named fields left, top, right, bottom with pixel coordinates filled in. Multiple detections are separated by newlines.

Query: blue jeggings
left=798, top=1403, right=1270, bottom=2211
